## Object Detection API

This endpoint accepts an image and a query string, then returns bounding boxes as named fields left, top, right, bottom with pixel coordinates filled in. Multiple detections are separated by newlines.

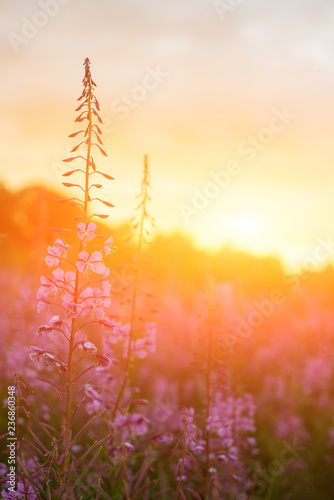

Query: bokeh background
left=1, top=3, right=334, bottom=499
left=1, top=0, right=334, bottom=268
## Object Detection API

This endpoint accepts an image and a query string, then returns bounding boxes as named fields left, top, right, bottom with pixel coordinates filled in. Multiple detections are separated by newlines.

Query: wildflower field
left=0, top=56, right=333, bottom=500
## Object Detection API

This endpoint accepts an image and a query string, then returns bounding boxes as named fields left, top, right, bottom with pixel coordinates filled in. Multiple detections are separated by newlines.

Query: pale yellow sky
left=1, top=0, right=334, bottom=268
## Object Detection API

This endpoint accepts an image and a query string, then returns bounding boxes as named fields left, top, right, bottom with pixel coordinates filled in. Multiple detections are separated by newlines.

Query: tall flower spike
left=112, top=154, right=156, bottom=419
left=61, top=57, right=114, bottom=223
left=33, top=59, right=116, bottom=490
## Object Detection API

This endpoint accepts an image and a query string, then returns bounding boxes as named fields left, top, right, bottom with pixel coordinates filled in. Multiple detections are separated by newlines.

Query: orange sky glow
left=1, top=0, right=334, bottom=271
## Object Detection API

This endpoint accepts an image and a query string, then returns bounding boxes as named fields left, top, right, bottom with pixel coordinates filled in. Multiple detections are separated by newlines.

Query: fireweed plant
left=19, top=59, right=159, bottom=499
left=111, top=153, right=156, bottom=420
left=28, top=58, right=120, bottom=496
left=81, top=155, right=158, bottom=498
left=171, top=267, right=259, bottom=499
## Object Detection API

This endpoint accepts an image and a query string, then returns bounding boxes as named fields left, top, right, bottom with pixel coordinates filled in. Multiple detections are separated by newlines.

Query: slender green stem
left=62, top=71, right=93, bottom=477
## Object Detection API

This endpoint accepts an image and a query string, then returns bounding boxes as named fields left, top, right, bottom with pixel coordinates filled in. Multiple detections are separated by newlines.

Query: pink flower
left=30, top=350, right=65, bottom=371
left=96, top=353, right=112, bottom=367
left=85, top=384, right=100, bottom=399
left=134, top=338, right=149, bottom=359
left=145, top=322, right=157, bottom=337
left=109, top=322, right=130, bottom=344
left=86, top=399, right=103, bottom=414
left=36, top=325, right=53, bottom=338
left=38, top=276, right=57, bottom=300
left=183, top=407, right=195, bottom=425
left=36, top=276, right=57, bottom=313
left=99, top=318, right=116, bottom=333
left=135, top=338, right=155, bottom=358
left=50, top=315, right=62, bottom=328
left=41, top=353, right=56, bottom=366
left=54, top=271, right=76, bottom=302
left=114, top=413, right=149, bottom=439
left=56, top=362, right=68, bottom=373
left=62, top=290, right=75, bottom=304
left=29, top=346, right=45, bottom=361
left=55, top=238, right=70, bottom=253
left=36, top=281, right=55, bottom=313
left=65, top=270, right=76, bottom=282
left=76, top=250, right=106, bottom=277
left=77, top=222, right=97, bottom=246
left=79, top=341, right=98, bottom=354
left=79, top=287, right=110, bottom=319
left=103, top=235, right=117, bottom=256
left=85, top=384, right=103, bottom=414
left=129, top=413, right=149, bottom=435
left=52, top=268, right=65, bottom=283
left=2, top=481, right=37, bottom=499
left=93, top=296, right=111, bottom=320
left=45, top=240, right=69, bottom=267
left=62, top=300, right=81, bottom=318
left=115, top=322, right=131, bottom=337
left=45, top=245, right=62, bottom=267
left=36, top=298, right=49, bottom=314
left=51, top=269, right=75, bottom=289
left=134, top=322, right=156, bottom=359
left=79, top=286, right=94, bottom=313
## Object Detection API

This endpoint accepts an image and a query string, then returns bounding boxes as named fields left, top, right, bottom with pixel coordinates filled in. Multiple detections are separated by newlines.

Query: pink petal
left=78, top=250, right=89, bottom=261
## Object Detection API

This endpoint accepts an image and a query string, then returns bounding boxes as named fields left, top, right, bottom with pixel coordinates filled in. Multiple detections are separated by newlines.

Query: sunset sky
left=1, top=0, right=334, bottom=269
